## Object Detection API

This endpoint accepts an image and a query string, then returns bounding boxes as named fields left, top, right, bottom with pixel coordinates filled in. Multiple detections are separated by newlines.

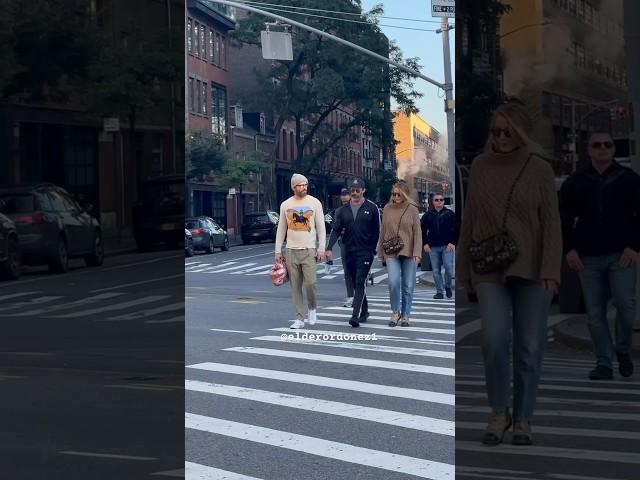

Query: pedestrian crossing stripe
left=267, top=327, right=455, bottom=346
left=185, top=414, right=454, bottom=480
left=223, top=346, right=455, bottom=376
left=456, top=405, right=640, bottom=422
left=183, top=463, right=258, bottom=479
left=51, top=295, right=169, bottom=318
left=324, top=306, right=454, bottom=317
left=456, top=379, right=640, bottom=395
left=457, top=421, right=640, bottom=440
left=186, top=380, right=454, bottom=436
left=187, top=362, right=454, bottom=404
left=317, top=312, right=455, bottom=326
left=457, top=390, right=640, bottom=407
left=312, top=319, right=454, bottom=335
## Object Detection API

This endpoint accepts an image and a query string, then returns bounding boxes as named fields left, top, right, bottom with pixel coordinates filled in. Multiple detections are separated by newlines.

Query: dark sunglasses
left=590, top=141, right=614, bottom=149
left=391, top=192, right=402, bottom=197
left=350, top=188, right=362, bottom=193
left=433, top=198, right=444, bottom=202
left=491, top=127, right=512, bottom=138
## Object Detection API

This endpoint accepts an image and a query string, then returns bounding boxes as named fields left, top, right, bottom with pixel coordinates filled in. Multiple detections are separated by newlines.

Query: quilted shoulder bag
left=469, top=154, right=533, bottom=275
left=382, top=204, right=410, bottom=255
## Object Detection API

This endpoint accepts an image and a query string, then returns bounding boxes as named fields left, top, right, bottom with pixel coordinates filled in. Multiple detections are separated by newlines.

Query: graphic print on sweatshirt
left=286, top=206, right=315, bottom=232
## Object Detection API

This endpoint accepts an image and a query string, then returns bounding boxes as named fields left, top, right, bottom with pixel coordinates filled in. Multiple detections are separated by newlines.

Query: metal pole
left=439, top=18, right=456, bottom=207
left=570, top=100, right=577, bottom=171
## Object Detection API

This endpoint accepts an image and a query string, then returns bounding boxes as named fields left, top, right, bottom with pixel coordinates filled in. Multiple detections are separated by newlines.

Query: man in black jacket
left=560, top=131, right=640, bottom=380
left=326, top=178, right=380, bottom=327
left=421, top=195, right=456, bottom=299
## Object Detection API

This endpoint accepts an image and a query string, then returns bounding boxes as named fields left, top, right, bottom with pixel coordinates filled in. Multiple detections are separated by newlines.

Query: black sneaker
left=433, top=293, right=444, bottom=299
left=617, top=353, right=634, bottom=378
left=358, top=312, right=369, bottom=323
left=589, top=365, right=613, bottom=380
left=445, top=288, right=452, bottom=298
left=348, top=317, right=360, bottom=328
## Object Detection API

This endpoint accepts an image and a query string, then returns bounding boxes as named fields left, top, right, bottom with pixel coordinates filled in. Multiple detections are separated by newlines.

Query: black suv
left=0, top=202, right=20, bottom=280
left=133, top=175, right=184, bottom=251
left=241, top=211, right=279, bottom=244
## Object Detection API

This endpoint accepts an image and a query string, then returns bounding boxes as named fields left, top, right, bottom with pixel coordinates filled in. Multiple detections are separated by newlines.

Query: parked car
left=0, top=201, right=20, bottom=280
left=133, top=175, right=184, bottom=251
left=185, top=216, right=229, bottom=253
left=184, top=228, right=194, bottom=257
left=0, top=183, right=103, bottom=273
left=241, top=211, right=279, bottom=244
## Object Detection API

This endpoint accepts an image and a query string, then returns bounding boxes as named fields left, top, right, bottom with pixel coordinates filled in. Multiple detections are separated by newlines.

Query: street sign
left=103, top=117, right=120, bottom=132
left=228, top=188, right=236, bottom=195
left=431, top=0, right=455, bottom=17
left=260, top=30, right=293, bottom=61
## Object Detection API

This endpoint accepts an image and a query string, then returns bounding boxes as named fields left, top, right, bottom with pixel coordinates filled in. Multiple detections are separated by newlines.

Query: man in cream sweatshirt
left=275, top=174, right=326, bottom=328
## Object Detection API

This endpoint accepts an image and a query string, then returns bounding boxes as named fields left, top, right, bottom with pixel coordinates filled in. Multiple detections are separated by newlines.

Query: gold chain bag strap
left=382, top=204, right=410, bottom=255
left=469, top=154, right=534, bottom=274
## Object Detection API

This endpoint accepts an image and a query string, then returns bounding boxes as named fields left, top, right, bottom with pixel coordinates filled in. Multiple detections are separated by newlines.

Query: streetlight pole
left=437, top=18, right=455, bottom=207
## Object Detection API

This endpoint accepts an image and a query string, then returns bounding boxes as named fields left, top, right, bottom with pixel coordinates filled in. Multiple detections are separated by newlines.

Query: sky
left=361, top=0, right=455, bottom=134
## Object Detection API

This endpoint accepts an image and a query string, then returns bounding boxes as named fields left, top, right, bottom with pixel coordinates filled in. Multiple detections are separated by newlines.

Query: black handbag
left=469, top=154, right=532, bottom=274
left=382, top=204, right=410, bottom=255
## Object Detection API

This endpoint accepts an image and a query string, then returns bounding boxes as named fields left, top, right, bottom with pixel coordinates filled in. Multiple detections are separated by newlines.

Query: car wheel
left=48, top=237, right=69, bottom=273
left=185, top=238, right=194, bottom=257
left=205, top=237, right=215, bottom=254
left=85, top=232, right=104, bottom=267
left=1, top=236, right=20, bottom=280
left=221, top=236, right=229, bottom=251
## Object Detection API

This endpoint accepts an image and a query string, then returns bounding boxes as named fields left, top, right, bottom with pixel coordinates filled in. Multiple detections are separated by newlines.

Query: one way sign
left=431, top=0, right=455, bottom=17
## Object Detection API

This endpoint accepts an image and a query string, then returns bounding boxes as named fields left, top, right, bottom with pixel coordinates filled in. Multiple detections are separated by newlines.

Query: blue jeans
left=476, top=279, right=551, bottom=419
left=429, top=246, right=454, bottom=294
left=578, top=252, right=637, bottom=368
left=386, top=256, right=418, bottom=316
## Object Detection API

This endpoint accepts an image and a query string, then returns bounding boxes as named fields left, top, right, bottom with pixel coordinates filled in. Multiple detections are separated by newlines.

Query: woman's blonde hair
left=388, top=180, right=412, bottom=204
left=484, top=102, right=537, bottom=153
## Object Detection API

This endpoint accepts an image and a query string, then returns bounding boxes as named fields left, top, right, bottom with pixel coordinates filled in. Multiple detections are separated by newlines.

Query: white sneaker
left=343, top=297, right=354, bottom=308
left=307, top=309, right=317, bottom=325
left=290, top=319, right=305, bottom=329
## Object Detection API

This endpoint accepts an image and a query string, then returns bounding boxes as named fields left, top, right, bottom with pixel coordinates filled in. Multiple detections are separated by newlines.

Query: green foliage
left=231, top=0, right=421, bottom=173
left=369, top=166, right=397, bottom=203
left=217, top=152, right=272, bottom=189
left=186, top=131, right=228, bottom=179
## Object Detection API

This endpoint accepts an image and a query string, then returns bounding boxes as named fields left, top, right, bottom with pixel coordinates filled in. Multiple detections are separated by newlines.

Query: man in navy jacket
left=421, top=195, right=456, bottom=299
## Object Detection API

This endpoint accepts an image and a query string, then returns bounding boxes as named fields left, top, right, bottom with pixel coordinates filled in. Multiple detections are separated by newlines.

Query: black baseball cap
left=350, top=178, right=365, bottom=189
left=340, top=188, right=349, bottom=195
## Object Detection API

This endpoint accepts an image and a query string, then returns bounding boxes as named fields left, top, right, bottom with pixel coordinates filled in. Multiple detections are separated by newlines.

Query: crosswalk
left=455, top=355, right=640, bottom=480
left=186, top=290, right=456, bottom=479
left=185, top=259, right=429, bottom=284
left=0, top=290, right=184, bottom=325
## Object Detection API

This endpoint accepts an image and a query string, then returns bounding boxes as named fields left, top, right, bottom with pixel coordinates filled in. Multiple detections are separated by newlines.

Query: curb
left=553, top=315, right=640, bottom=354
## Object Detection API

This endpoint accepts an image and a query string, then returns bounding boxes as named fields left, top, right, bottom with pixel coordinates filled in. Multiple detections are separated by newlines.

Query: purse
left=382, top=204, right=410, bottom=255
left=268, top=257, right=289, bottom=286
left=469, top=154, right=532, bottom=275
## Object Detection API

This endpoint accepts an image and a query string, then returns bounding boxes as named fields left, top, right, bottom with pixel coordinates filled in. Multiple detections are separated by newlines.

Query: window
left=215, top=33, right=221, bottom=66
left=209, top=30, right=214, bottom=63
left=211, top=84, right=228, bottom=137
left=187, top=19, right=192, bottom=53
left=188, top=77, right=194, bottom=113
left=47, top=191, right=67, bottom=212
left=282, top=130, right=288, bottom=160
left=200, top=26, right=206, bottom=58
left=221, top=36, right=226, bottom=69
left=196, top=79, right=201, bottom=114
left=202, top=82, right=207, bottom=115
left=194, top=23, right=199, bottom=56
left=289, top=132, right=294, bottom=161
left=577, top=0, right=584, bottom=19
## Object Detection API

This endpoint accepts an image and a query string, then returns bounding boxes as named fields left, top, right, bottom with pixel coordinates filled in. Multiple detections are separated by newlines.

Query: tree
left=217, top=152, right=271, bottom=189
left=368, top=166, right=397, bottom=203
left=231, top=0, right=421, bottom=178
left=186, top=131, right=228, bottom=179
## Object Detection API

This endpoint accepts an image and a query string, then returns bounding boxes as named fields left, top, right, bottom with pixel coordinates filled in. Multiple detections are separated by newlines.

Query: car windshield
left=245, top=214, right=271, bottom=225
left=0, top=194, right=36, bottom=214
left=185, top=220, right=200, bottom=229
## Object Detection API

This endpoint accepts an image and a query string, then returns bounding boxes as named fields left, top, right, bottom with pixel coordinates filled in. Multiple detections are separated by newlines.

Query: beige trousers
left=285, top=248, right=317, bottom=320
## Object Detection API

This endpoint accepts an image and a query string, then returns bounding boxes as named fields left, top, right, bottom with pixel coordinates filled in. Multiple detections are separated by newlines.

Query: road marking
left=186, top=380, right=454, bottom=436
left=324, top=306, right=454, bottom=317
left=458, top=421, right=640, bottom=440
left=268, top=327, right=454, bottom=345
left=251, top=335, right=455, bottom=359
left=209, top=328, right=252, bottom=333
left=185, top=414, right=454, bottom=480
left=372, top=273, right=388, bottom=284
left=187, top=362, right=453, bottom=404
left=152, top=467, right=185, bottom=477
left=52, top=295, right=169, bottom=318
left=90, top=275, right=184, bottom=293
left=59, top=450, right=156, bottom=461
left=456, top=405, right=640, bottom=421
left=456, top=320, right=481, bottom=343
left=229, top=263, right=273, bottom=274
left=232, top=299, right=265, bottom=305
left=103, top=302, right=184, bottom=321
left=367, top=296, right=455, bottom=304
left=456, top=380, right=640, bottom=395
left=106, top=384, right=179, bottom=392
left=366, top=302, right=455, bottom=312
left=457, top=390, right=640, bottom=407
left=313, top=319, right=454, bottom=335
left=184, top=463, right=259, bottom=479
left=316, top=312, right=455, bottom=326
left=145, top=316, right=185, bottom=324
left=0, top=291, right=39, bottom=301
left=11, top=293, right=127, bottom=317
left=224, top=347, right=455, bottom=376
left=0, top=296, right=63, bottom=312
left=205, top=263, right=258, bottom=273
left=458, top=373, right=640, bottom=387
left=455, top=440, right=640, bottom=465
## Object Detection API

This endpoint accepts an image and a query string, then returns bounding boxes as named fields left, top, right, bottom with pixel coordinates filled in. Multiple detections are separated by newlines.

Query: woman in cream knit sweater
left=457, top=103, right=562, bottom=446
left=377, top=180, right=422, bottom=327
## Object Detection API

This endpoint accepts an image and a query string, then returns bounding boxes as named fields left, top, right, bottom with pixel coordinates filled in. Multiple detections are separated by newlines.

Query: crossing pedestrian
left=326, top=178, right=380, bottom=327
left=377, top=180, right=422, bottom=327
left=275, top=173, right=326, bottom=329
left=457, top=102, right=562, bottom=446
left=335, top=187, right=355, bottom=307
left=421, top=193, right=456, bottom=299
left=559, top=130, right=639, bottom=380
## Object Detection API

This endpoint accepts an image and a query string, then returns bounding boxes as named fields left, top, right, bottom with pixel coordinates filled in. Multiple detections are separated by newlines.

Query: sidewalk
left=103, top=228, right=137, bottom=257
left=554, top=311, right=640, bottom=353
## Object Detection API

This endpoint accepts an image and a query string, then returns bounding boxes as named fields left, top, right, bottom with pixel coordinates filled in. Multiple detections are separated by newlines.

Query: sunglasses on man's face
left=590, top=141, right=614, bottom=149
left=491, top=127, right=512, bottom=139
left=433, top=198, right=444, bottom=202
left=350, top=188, right=362, bottom=193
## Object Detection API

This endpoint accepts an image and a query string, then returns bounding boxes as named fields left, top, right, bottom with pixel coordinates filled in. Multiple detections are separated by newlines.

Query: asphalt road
left=1, top=249, right=185, bottom=479
left=455, top=287, right=640, bottom=480
left=185, top=241, right=455, bottom=480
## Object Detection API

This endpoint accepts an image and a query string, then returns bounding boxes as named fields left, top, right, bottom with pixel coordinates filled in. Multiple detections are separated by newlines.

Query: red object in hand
left=269, top=258, right=289, bottom=286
